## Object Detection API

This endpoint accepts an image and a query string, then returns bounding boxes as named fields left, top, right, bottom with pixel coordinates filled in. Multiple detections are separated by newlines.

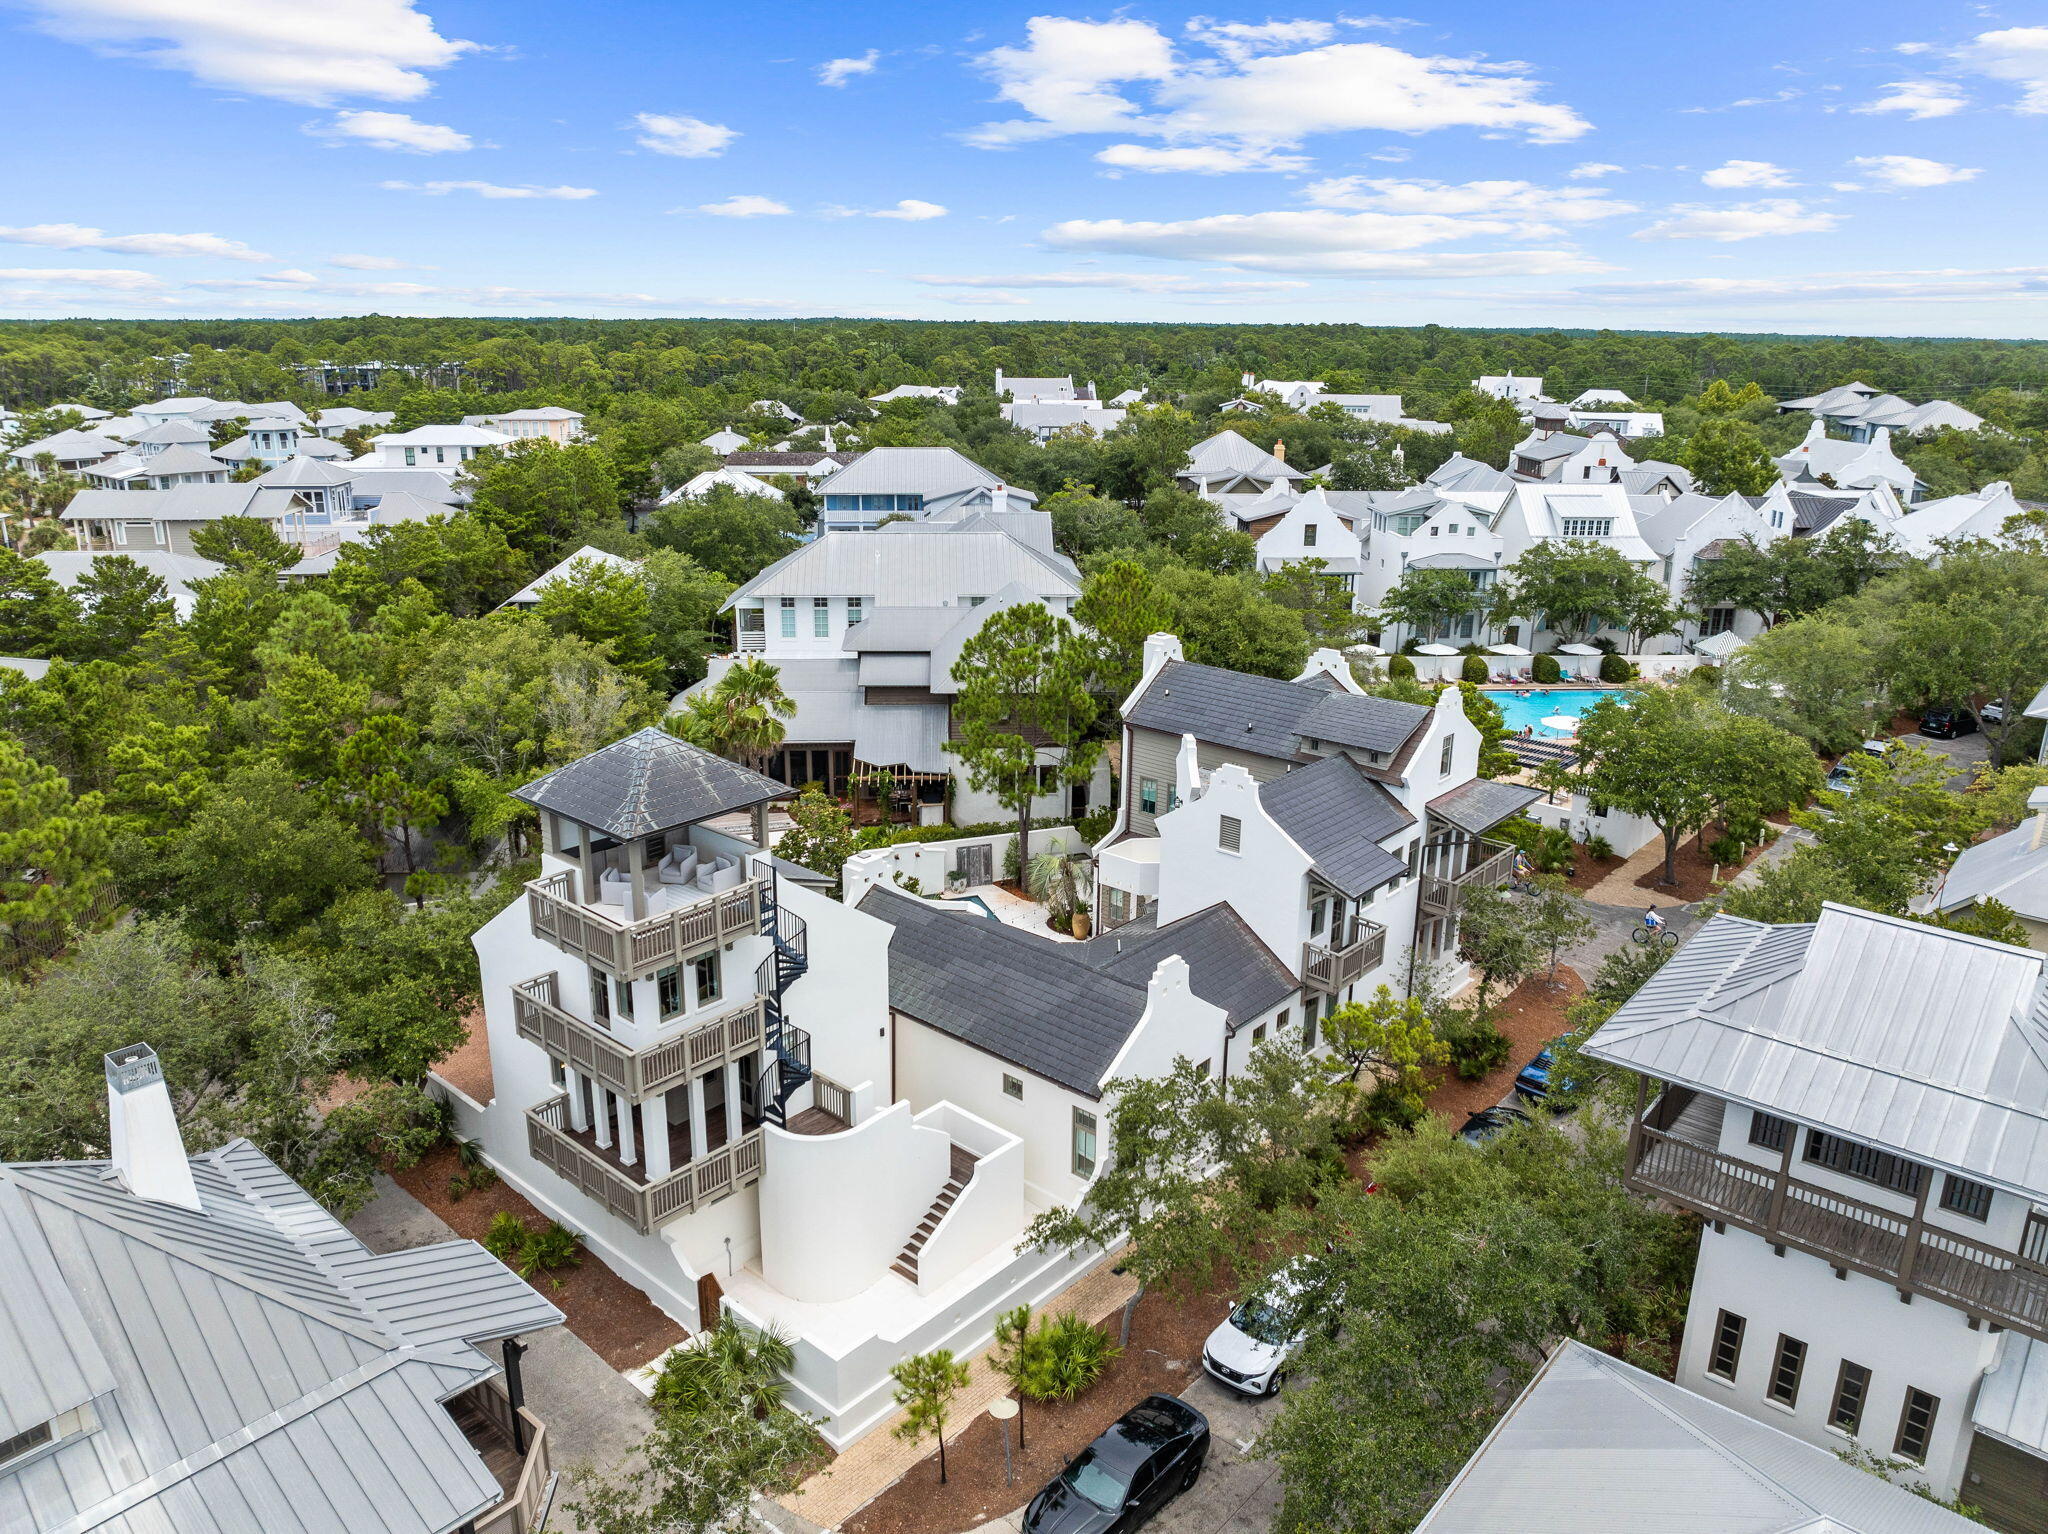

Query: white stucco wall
left=758, top=1101, right=949, bottom=1301
left=1152, top=764, right=1311, bottom=970
left=908, top=1104, right=1026, bottom=1293
left=842, top=826, right=1088, bottom=907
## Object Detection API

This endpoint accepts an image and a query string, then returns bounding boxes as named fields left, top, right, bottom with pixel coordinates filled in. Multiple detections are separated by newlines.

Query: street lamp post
left=988, top=1397, right=1019, bottom=1487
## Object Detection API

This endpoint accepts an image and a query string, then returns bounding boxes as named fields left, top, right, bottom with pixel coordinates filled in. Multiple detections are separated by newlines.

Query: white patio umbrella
left=1486, top=642, right=1530, bottom=656
left=1414, top=643, right=1460, bottom=656
left=1540, top=715, right=1580, bottom=734
left=1557, top=642, right=1601, bottom=656
left=1347, top=641, right=1386, bottom=656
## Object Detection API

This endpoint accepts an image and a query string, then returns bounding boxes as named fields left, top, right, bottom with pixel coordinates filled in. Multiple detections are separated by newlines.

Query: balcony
left=450, top=1382, right=549, bottom=1534
left=1629, top=1105, right=2048, bottom=1342
left=511, top=972, right=765, bottom=1101
left=526, top=868, right=764, bottom=980
left=1302, top=920, right=1387, bottom=993
left=526, top=1094, right=765, bottom=1236
left=1418, top=839, right=1516, bottom=916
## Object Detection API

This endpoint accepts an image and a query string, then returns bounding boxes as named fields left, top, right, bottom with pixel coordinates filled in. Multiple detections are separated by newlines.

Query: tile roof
left=1427, top=777, right=1544, bottom=834
left=1260, top=755, right=1414, bottom=897
left=1125, top=660, right=1431, bottom=765
left=513, top=726, right=793, bottom=837
left=1079, top=904, right=1297, bottom=1028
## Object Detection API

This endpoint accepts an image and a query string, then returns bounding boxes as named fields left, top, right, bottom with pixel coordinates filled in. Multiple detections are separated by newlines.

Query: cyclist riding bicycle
left=1642, top=907, right=1665, bottom=934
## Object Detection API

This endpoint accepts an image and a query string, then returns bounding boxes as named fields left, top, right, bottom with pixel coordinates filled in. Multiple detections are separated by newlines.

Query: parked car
left=1824, top=762, right=1857, bottom=795
left=1458, top=1103, right=1532, bottom=1144
left=1512, top=1042, right=1578, bottom=1109
left=1860, top=739, right=1890, bottom=757
left=1982, top=701, right=2006, bottom=725
left=1919, top=705, right=1977, bottom=739
left=1203, top=1259, right=1320, bottom=1396
left=1022, top=1395, right=1210, bottom=1534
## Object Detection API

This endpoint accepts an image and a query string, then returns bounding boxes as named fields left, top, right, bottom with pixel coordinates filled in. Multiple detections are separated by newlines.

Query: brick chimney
left=104, top=1044, right=202, bottom=1211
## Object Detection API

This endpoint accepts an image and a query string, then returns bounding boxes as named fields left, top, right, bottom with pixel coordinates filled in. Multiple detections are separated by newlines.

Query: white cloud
left=1849, top=154, right=1981, bottom=188
left=912, top=271, right=1308, bottom=295
left=381, top=180, right=597, bottom=199
left=817, top=50, right=879, bottom=86
left=1633, top=199, right=1840, bottom=242
left=697, top=195, right=791, bottom=217
left=1853, top=79, right=1969, bottom=118
left=1569, top=161, right=1623, bottom=179
left=965, top=16, right=1588, bottom=158
left=826, top=199, right=949, bottom=221
left=1700, top=159, right=1795, bottom=188
left=947, top=292, right=1033, bottom=306
left=1302, top=176, right=1635, bottom=229
left=15, top=0, right=476, bottom=105
left=0, top=267, right=166, bottom=291
left=632, top=112, right=737, bottom=157
left=328, top=253, right=424, bottom=270
left=1952, top=27, right=2048, bottom=113
left=0, top=222, right=273, bottom=261
left=310, top=109, right=472, bottom=152
left=1096, top=143, right=1308, bottom=173
left=1680, top=87, right=1801, bottom=114
left=1041, top=208, right=1611, bottom=276
left=1575, top=266, right=2048, bottom=306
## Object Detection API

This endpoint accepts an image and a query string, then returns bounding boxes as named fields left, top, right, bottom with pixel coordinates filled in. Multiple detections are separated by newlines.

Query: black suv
left=1919, top=705, right=1977, bottom=739
left=1022, top=1395, right=1210, bottom=1534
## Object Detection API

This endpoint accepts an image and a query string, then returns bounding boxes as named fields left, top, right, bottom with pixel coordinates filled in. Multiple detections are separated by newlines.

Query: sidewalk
left=1579, top=838, right=1687, bottom=906
left=775, top=1259, right=1140, bottom=1531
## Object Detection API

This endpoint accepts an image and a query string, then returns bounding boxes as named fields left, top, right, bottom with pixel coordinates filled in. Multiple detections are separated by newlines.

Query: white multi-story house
left=355, top=423, right=513, bottom=472
left=1583, top=903, right=2048, bottom=1520
left=1221, top=376, right=1449, bottom=431
left=462, top=406, right=586, bottom=444
left=81, top=418, right=233, bottom=490
left=2, top=1042, right=562, bottom=1534
left=704, top=514, right=1107, bottom=821
left=1780, top=382, right=1988, bottom=441
left=869, top=384, right=963, bottom=405
left=1474, top=372, right=1546, bottom=403
left=1179, top=429, right=1309, bottom=512
left=1001, top=401, right=1128, bottom=441
left=6, top=427, right=127, bottom=478
left=311, top=404, right=395, bottom=438
left=1565, top=406, right=1665, bottom=439
left=460, top=729, right=1167, bottom=1445
left=1097, top=638, right=1539, bottom=1002
left=993, top=369, right=1087, bottom=402
left=812, top=446, right=1038, bottom=533
left=719, top=449, right=856, bottom=485
left=1243, top=486, right=1368, bottom=589
left=1775, top=421, right=1926, bottom=502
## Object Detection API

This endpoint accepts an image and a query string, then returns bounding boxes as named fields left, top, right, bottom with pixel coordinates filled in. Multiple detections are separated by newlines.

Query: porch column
left=616, top=1089, right=638, bottom=1166
left=726, top=1058, right=746, bottom=1132
left=563, top=1067, right=590, bottom=1132
left=688, top=1073, right=709, bottom=1164
left=751, top=801, right=771, bottom=850
left=643, top=1089, right=673, bottom=1180
left=593, top=1088, right=615, bottom=1150
left=624, top=835, right=650, bottom=924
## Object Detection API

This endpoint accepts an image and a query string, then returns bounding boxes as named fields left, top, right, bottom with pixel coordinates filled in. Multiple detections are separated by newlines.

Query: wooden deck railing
left=810, top=1073, right=854, bottom=1125
left=512, top=972, right=765, bottom=1101
left=1302, top=921, right=1387, bottom=993
left=1630, top=1122, right=2048, bottom=1341
left=525, top=870, right=764, bottom=979
left=462, top=1383, right=549, bottom=1534
left=1418, top=840, right=1517, bottom=916
left=526, top=1094, right=764, bottom=1236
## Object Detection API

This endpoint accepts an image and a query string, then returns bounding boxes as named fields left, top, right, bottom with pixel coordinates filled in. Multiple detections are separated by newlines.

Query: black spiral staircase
left=755, top=874, right=812, bottom=1127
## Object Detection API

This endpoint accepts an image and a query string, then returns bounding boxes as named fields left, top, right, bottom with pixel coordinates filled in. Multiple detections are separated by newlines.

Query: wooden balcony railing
left=1302, top=921, right=1387, bottom=993
left=1630, top=1121, right=2048, bottom=1341
left=525, top=869, right=764, bottom=980
left=461, top=1383, right=549, bottom=1534
left=526, top=1094, right=764, bottom=1236
left=512, top=972, right=765, bottom=1102
left=811, top=1072, right=854, bottom=1125
left=1418, top=840, right=1517, bottom=917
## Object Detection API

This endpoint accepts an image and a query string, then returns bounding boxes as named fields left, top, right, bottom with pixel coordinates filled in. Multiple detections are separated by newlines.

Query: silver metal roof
left=853, top=704, right=950, bottom=772
left=728, top=530, right=1078, bottom=606
left=1933, top=819, right=2048, bottom=923
left=1582, top=904, right=2048, bottom=1199
left=1975, top=1332, right=2048, bottom=1454
left=1417, top=1340, right=1980, bottom=1534
left=812, top=446, right=1004, bottom=498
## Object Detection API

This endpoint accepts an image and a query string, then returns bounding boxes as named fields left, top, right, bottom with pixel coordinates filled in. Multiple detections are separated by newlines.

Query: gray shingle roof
left=1416, top=1340, right=1980, bottom=1534
left=513, top=726, right=793, bottom=837
left=1079, top=904, right=1296, bottom=1029
left=1126, top=661, right=1430, bottom=765
left=0, top=1136, right=560, bottom=1534
left=1427, top=777, right=1543, bottom=834
left=1260, top=755, right=1413, bottom=897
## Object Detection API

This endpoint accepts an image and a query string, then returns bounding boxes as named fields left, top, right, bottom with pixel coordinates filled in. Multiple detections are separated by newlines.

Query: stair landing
left=891, top=1145, right=979, bottom=1284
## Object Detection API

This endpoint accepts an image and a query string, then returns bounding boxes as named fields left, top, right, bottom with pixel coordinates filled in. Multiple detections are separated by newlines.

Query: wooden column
left=593, top=1088, right=615, bottom=1150
left=687, top=1073, right=709, bottom=1165
left=1896, top=1168, right=1932, bottom=1292
left=1627, top=1075, right=1649, bottom=1170
left=616, top=1087, right=638, bottom=1166
left=563, top=1067, right=590, bottom=1132
left=1763, top=1126, right=1797, bottom=1243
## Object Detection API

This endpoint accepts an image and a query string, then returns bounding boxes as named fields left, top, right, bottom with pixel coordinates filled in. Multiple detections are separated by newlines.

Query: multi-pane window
left=657, top=965, right=684, bottom=1020
left=1893, top=1389, right=1939, bottom=1463
left=1303, top=523, right=1319, bottom=547
left=1940, top=1173, right=1993, bottom=1221
left=779, top=596, right=797, bottom=637
left=612, top=973, right=634, bottom=1020
left=0, top=1421, right=53, bottom=1470
left=1560, top=517, right=1614, bottom=537
left=692, top=951, right=721, bottom=1005
left=1138, top=778, right=1160, bottom=815
left=1003, top=1073, right=1024, bottom=1100
left=1804, top=1130, right=1926, bottom=1197
left=1830, top=1361, right=1871, bottom=1434
left=1274, top=1009, right=1290, bottom=1034
left=813, top=598, right=830, bottom=637
left=1708, top=1310, right=1745, bottom=1380
left=1219, top=815, right=1242, bottom=853
left=1749, top=1111, right=1792, bottom=1152
left=846, top=596, right=864, bottom=627
left=1439, top=736, right=1454, bottom=775
left=1767, top=1335, right=1807, bottom=1407
left=591, top=968, right=613, bottom=1024
left=1072, top=1108, right=1098, bottom=1177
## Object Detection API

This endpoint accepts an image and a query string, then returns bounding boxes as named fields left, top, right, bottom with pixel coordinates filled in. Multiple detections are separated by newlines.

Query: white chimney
left=2029, top=786, right=2048, bottom=851
left=1176, top=732, right=1203, bottom=803
left=105, top=1044, right=202, bottom=1211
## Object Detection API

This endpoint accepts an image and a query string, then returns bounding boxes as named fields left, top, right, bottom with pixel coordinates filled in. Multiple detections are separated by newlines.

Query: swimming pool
left=1483, top=686, right=1629, bottom=735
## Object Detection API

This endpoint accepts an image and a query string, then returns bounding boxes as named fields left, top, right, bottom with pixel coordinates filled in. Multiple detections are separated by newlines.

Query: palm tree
left=652, top=1321, right=798, bottom=1419
left=670, top=657, right=795, bottom=772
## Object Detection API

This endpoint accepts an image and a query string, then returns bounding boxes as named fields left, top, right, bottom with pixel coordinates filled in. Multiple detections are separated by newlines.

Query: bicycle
left=1631, top=923, right=1679, bottom=949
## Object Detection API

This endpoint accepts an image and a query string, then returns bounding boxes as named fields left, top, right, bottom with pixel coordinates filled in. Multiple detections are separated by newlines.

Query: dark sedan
left=1022, top=1395, right=1210, bottom=1534
left=1458, top=1103, right=1532, bottom=1144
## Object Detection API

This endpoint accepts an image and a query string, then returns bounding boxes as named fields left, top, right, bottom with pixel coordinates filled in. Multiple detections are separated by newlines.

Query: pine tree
left=0, top=738, right=111, bottom=972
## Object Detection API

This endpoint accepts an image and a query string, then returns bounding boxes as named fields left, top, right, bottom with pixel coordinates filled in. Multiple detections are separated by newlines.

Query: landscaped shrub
left=1389, top=652, right=1416, bottom=680
left=1532, top=652, right=1561, bottom=683
left=1704, top=833, right=1747, bottom=866
left=1529, top=825, right=1575, bottom=874
left=1598, top=651, right=1635, bottom=683
left=482, top=1211, right=583, bottom=1280
left=1686, top=663, right=1720, bottom=690
left=1461, top=653, right=1490, bottom=684
left=1022, top=1313, right=1122, bottom=1402
left=1582, top=832, right=1617, bottom=861
left=1439, top=1008, right=1514, bottom=1080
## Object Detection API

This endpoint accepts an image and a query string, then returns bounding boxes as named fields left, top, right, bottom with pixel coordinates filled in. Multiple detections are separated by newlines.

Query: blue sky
left=2, top=1, right=2045, bottom=335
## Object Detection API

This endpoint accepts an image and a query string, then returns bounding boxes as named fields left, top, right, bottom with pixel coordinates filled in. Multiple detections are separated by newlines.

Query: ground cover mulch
left=1423, top=966, right=1587, bottom=1123
left=1561, top=842, right=1625, bottom=892
left=1630, top=829, right=1772, bottom=902
left=392, top=1142, right=687, bottom=1371
left=843, top=1287, right=1231, bottom=1534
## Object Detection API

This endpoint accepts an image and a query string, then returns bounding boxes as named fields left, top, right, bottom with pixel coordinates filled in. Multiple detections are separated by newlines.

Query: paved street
left=1899, top=727, right=1991, bottom=790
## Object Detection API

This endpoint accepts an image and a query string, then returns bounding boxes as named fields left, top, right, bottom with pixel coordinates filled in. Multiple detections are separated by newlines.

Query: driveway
left=1898, top=728, right=1990, bottom=791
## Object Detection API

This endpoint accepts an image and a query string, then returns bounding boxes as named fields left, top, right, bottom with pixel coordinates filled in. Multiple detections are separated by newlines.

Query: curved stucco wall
left=758, top=1100, right=948, bottom=1302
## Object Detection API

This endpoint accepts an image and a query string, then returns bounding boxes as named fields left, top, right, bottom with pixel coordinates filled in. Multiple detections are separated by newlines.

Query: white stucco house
left=869, top=384, right=963, bottom=406
left=812, top=446, right=1037, bottom=533
left=355, top=423, right=513, bottom=472
left=1774, top=420, right=1925, bottom=502
left=1780, top=382, right=1987, bottom=441
left=1474, top=373, right=1546, bottom=403
left=462, top=406, right=586, bottom=444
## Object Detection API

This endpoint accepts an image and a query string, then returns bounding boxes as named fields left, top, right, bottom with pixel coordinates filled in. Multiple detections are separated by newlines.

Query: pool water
left=1484, top=686, right=1628, bottom=735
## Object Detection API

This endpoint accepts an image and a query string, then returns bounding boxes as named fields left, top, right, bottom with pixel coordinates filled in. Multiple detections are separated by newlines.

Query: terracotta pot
left=1071, top=912, right=1091, bottom=939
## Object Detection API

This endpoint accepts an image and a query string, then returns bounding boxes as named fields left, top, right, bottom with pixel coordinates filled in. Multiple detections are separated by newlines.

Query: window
left=1749, top=1111, right=1792, bottom=1152
left=1275, top=1008, right=1289, bottom=1034
left=846, top=596, right=864, bottom=627
left=1804, top=1130, right=1926, bottom=1197
left=1893, top=1389, right=1939, bottom=1463
left=692, top=951, right=721, bottom=1005
left=779, top=596, right=796, bottom=638
left=1708, top=1310, right=1745, bottom=1381
left=1830, top=1361, right=1871, bottom=1434
left=1302, top=1007, right=1319, bottom=1051
left=1003, top=1073, right=1024, bottom=1100
left=613, top=973, right=634, bottom=1020
left=1439, top=736, right=1454, bottom=775
left=1767, top=1335, right=1807, bottom=1407
left=1103, top=886, right=1130, bottom=927
left=0, top=1421, right=53, bottom=1470
left=1560, top=517, right=1614, bottom=538
left=1941, top=1173, right=1993, bottom=1221
left=813, top=597, right=830, bottom=637
left=1138, top=778, right=1160, bottom=815
left=1771, top=509, right=1785, bottom=529
left=1219, top=815, right=1242, bottom=853
left=590, top=968, right=612, bottom=1024
left=1303, top=523, right=1319, bottom=547
left=657, top=965, right=684, bottom=1020
left=1072, top=1108, right=1098, bottom=1177
left=1195, top=1059, right=1211, bottom=1077
left=1252, top=1023, right=1267, bottom=1044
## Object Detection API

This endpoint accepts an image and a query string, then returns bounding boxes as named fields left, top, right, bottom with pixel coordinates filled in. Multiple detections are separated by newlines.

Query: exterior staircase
left=891, top=1144, right=979, bottom=1284
left=755, top=878, right=812, bottom=1127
